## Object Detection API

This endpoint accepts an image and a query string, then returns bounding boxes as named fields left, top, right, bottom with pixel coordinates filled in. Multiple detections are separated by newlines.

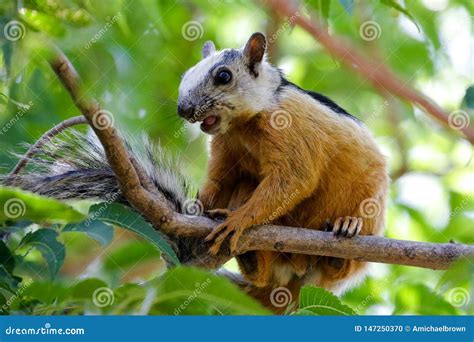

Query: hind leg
left=318, top=213, right=383, bottom=294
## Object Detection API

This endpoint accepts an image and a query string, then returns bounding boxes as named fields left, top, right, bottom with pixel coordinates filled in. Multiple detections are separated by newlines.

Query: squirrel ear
left=202, top=41, right=216, bottom=59
left=243, top=32, right=266, bottom=76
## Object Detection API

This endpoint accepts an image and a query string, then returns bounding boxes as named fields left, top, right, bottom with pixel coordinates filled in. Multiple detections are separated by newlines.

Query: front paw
left=205, top=217, right=248, bottom=254
left=327, top=216, right=362, bottom=238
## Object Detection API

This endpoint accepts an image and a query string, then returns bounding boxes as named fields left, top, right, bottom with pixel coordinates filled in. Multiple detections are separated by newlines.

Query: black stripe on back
left=278, top=76, right=361, bottom=123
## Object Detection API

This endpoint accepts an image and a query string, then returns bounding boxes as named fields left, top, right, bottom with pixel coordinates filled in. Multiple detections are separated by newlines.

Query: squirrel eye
left=215, top=69, right=232, bottom=85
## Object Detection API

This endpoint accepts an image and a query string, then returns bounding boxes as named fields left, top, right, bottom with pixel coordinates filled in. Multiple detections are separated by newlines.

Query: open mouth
left=199, top=115, right=220, bottom=133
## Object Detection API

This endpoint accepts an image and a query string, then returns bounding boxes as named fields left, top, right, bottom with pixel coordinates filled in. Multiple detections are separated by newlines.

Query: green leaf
left=463, top=85, right=474, bottom=109
left=0, top=240, right=15, bottom=273
left=0, top=292, right=7, bottom=314
left=19, top=229, right=65, bottom=279
left=19, top=9, right=66, bottom=37
left=112, top=283, right=147, bottom=314
left=0, top=187, right=86, bottom=224
left=21, top=280, right=68, bottom=304
left=310, top=0, right=331, bottom=20
left=71, top=278, right=109, bottom=300
left=0, top=265, right=21, bottom=293
left=63, top=220, right=114, bottom=246
left=89, top=202, right=179, bottom=265
left=151, top=267, right=270, bottom=315
left=104, top=239, right=161, bottom=273
left=393, top=283, right=458, bottom=315
left=380, top=0, right=420, bottom=31
left=297, top=285, right=356, bottom=315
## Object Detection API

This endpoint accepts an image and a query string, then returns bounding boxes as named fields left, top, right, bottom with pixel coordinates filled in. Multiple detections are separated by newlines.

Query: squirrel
left=3, top=32, right=388, bottom=313
left=177, top=32, right=389, bottom=309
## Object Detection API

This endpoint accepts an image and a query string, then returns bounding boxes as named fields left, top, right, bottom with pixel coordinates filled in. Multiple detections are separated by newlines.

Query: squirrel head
left=178, top=32, right=280, bottom=135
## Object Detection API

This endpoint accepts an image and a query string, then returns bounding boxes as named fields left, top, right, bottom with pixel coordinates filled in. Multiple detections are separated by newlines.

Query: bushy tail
left=1, top=130, right=195, bottom=213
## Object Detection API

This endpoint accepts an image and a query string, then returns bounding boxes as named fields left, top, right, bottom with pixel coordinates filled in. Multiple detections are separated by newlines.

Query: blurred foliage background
left=0, top=0, right=472, bottom=315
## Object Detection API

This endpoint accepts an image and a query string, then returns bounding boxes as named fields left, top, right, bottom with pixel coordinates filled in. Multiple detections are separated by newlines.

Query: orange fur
left=199, top=86, right=389, bottom=307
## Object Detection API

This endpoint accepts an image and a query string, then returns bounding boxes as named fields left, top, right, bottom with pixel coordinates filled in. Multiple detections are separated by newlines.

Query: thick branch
left=262, top=0, right=474, bottom=144
left=165, top=217, right=474, bottom=270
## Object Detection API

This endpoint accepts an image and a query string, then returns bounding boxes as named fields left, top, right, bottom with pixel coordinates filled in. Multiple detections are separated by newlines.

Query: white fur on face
left=178, top=47, right=281, bottom=133
left=178, top=50, right=226, bottom=100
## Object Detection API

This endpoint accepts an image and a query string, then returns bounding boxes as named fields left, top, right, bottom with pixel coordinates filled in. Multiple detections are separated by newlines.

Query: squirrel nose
left=178, top=104, right=195, bottom=119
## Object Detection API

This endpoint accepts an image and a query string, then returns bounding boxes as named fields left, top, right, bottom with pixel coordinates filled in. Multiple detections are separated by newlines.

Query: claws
left=331, top=216, right=362, bottom=238
left=205, top=220, right=240, bottom=255
left=205, top=214, right=248, bottom=254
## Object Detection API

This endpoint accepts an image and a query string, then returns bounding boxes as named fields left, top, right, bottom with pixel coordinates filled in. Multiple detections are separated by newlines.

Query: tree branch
left=45, top=49, right=474, bottom=272
left=261, top=0, right=474, bottom=144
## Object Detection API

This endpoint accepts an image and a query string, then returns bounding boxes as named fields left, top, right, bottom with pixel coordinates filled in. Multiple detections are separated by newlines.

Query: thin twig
left=9, top=116, right=87, bottom=176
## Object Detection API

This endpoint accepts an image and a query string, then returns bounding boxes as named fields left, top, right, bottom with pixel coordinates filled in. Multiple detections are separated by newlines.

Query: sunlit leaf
left=297, top=285, right=356, bottom=315
left=19, top=229, right=65, bottom=279
left=63, top=220, right=114, bottom=246
left=380, top=0, right=420, bottom=31
left=150, top=267, right=270, bottom=315
left=0, top=187, right=85, bottom=224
